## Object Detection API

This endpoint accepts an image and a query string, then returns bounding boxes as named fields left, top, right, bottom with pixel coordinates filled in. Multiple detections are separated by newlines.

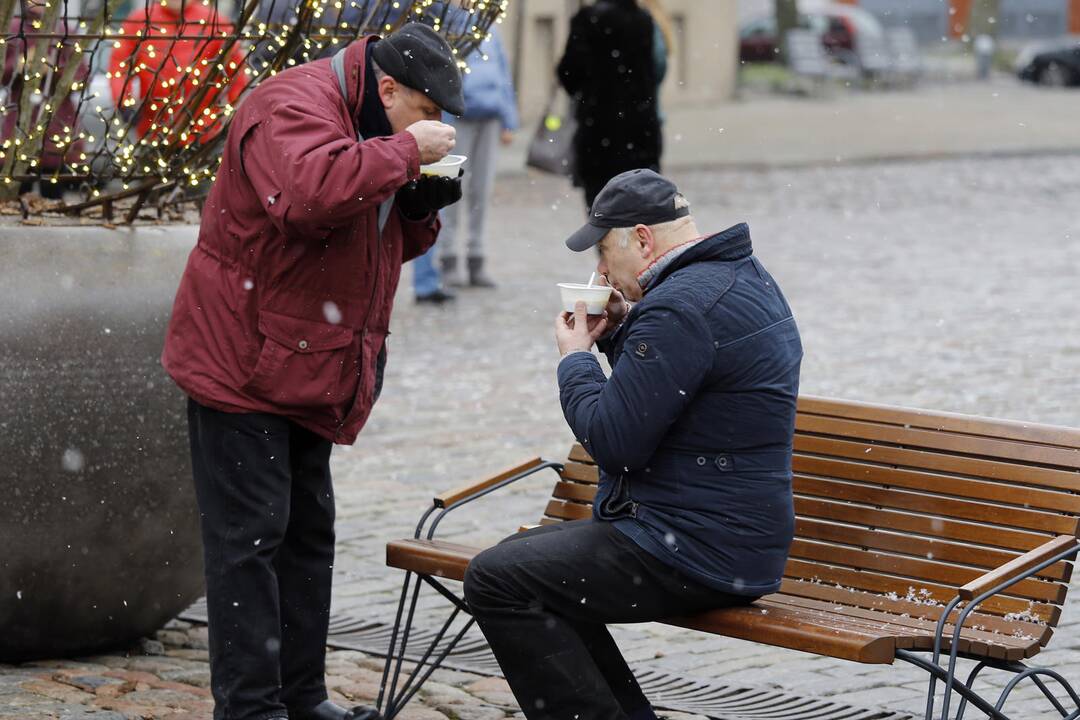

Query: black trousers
left=463, top=519, right=753, bottom=720
left=188, top=398, right=335, bottom=720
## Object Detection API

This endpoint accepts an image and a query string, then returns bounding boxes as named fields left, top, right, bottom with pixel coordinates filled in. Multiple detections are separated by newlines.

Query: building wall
left=499, top=0, right=738, bottom=124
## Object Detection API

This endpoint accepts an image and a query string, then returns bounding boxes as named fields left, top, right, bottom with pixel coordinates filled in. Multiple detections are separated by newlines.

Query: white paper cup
left=558, top=283, right=613, bottom=315
left=420, top=154, right=467, bottom=177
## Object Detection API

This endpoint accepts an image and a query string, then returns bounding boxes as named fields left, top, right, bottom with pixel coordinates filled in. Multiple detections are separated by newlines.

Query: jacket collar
left=646, top=222, right=753, bottom=291
left=336, top=36, right=380, bottom=132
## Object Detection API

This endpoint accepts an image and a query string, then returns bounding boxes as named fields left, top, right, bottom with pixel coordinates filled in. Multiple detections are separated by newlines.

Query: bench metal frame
left=896, top=539, right=1080, bottom=720
left=375, top=461, right=564, bottom=719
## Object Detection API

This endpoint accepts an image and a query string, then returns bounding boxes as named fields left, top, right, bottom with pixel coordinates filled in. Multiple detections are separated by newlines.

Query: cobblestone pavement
left=0, top=621, right=708, bottom=720
left=3, top=154, right=1078, bottom=719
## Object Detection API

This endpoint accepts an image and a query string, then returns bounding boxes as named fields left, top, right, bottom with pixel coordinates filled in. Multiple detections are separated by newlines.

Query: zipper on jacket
left=336, top=219, right=383, bottom=439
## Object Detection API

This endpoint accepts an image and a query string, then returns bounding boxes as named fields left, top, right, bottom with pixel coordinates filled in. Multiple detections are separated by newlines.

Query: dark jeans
left=463, top=519, right=753, bottom=720
left=188, top=399, right=336, bottom=720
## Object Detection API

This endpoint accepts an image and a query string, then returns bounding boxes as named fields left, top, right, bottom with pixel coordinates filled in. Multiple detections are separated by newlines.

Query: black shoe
left=345, top=707, right=383, bottom=720
left=290, top=699, right=347, bottom=720
left=415, top=288, right=456, bottom=304
left=291, top=700, right=383, bottom=720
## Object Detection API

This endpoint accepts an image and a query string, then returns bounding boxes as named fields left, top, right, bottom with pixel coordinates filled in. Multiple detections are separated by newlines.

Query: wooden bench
left=376, top=396, right=1080, bottom=720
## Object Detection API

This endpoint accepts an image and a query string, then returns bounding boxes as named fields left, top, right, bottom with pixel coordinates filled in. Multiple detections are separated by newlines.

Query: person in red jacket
left=108, top=0, right=247, bottom=144
left=161, top=22, right=464, bottom=720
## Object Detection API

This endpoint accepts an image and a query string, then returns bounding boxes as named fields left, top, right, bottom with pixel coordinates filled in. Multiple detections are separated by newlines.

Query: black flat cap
left=566, top=169, right=691, bottom=251
left=372, top=22, right=465, bottom=116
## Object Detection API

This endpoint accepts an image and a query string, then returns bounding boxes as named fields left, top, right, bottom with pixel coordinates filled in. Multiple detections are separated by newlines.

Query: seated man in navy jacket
left=463, top=169, right=804, bottom=720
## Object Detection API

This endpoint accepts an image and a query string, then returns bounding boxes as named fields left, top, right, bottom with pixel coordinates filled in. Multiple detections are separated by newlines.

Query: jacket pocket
left=242, top=309, right=355, bottom=409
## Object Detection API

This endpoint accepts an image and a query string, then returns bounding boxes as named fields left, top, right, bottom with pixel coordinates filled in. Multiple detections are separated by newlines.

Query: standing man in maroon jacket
left=161, top=22, right=464, bottom=720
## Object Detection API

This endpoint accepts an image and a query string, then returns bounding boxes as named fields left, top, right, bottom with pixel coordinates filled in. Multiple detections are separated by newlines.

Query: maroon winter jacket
left=162, top=36, right=436, bottom=444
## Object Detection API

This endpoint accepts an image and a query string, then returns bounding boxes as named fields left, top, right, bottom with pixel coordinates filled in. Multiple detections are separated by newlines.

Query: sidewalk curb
left=497, top=146, right=1080, bottom=178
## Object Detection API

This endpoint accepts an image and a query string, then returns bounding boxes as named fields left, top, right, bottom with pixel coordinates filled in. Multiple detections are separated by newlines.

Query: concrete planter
left=0, top=224, right=202, bottom=662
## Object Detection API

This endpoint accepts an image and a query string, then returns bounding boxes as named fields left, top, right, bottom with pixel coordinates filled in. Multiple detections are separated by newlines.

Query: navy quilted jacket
left=557, top=223, right=803, bottom=596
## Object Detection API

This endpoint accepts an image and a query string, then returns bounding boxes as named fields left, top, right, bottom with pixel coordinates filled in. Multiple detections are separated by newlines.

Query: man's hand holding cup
left=406, top=120, right=456, bottom=165
left=555, top=302, right=609, bottom=356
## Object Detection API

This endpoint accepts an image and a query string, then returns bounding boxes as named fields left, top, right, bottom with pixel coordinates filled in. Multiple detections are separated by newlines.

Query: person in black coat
left=558, top=0, right=662, bottom=209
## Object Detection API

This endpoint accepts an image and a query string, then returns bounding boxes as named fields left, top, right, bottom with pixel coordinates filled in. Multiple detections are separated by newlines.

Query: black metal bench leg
left=993, top=666, right=1080, bottom=718
left=902, top=649, right=1080, bottom=720
left=1030, top=674, right=1078, bottom=718
left=375, top=571, right=473, bottom=720
left=376, top=570, right=417, bottom=715
left=385, top=616, right=476, bottom=718
left=898, top=649, right=1013, bottom=720
left=955, top=661, right=993, bottom=720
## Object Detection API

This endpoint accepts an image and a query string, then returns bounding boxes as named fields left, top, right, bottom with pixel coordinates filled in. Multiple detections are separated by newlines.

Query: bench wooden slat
left=667, top=602, right=898, bottom=664
left=794, top=475, right=1077, bottom=535
left=797, top=395, right=1080, bottom=451
left=544, top=498, right=592, bottom=522
left=778, top=579, right=1054, bottom=645
left=796, top=415, right=1080, bottom=469
left=794, top=435, right=1080, bottom=492
left=386, top=538, right=476, bottom=581
left=782, top=557, right=1057, bottom=619
left=794, top=518, right=1070, bottom=583
left=787, top=538, right=1065, bottom=604
left=569, top=444, right=592, bottom=463
left=793, top=454, right=1080, bottom=514
left=561, top=461, right=600, bottom=484
left=553, top=481, right=599, bottom=503
left=764, top=594, right=1038, bottom=661
left=794, top=496, right=1055, bottom=554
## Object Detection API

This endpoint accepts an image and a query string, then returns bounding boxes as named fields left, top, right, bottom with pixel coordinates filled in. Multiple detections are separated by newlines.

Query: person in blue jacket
left=413, top=27, right=518, bottom=301
left=463, top=169, right=803, bottom=720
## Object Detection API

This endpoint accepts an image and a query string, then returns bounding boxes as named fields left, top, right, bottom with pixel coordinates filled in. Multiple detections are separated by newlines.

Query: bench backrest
left=542, top=395, right=1080, bottom=637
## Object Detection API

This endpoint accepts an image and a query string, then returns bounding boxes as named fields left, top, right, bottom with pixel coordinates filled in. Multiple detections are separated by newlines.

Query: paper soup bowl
left=419, top=154, right=467, bottom=177
left=558, top=283, right=613, bottom=315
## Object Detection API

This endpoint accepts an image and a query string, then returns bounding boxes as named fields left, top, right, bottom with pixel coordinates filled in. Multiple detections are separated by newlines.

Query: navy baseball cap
left=565, top=169, right=691, bottom=252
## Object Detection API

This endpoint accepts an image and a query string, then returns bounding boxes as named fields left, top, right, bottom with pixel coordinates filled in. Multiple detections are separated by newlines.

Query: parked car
left=739, top=14, right=852, bottom=63
left=739, top=2, right=885, bottom=69
left=1016, top=37, right=1080, bottom=86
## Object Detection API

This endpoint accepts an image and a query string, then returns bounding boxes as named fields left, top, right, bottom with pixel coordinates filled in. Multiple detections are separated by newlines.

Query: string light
left=1, top=0, right=507, bottom=214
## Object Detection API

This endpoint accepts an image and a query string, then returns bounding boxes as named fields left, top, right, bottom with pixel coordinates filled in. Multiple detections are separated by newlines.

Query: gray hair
left=612, top=217, right=692, bottom=248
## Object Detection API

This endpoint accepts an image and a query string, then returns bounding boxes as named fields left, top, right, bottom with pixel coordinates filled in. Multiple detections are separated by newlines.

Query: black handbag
left=526, top=85, right=577, bottom=177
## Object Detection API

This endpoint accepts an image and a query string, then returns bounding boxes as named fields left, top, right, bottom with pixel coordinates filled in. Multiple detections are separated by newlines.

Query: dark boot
left=415, top=287, right=456, bottom=304
left=467, top=257, right=497, bottom=289
left=290, top=699, right=383, bottom=720
left=441, top=255, right=466, bottom=288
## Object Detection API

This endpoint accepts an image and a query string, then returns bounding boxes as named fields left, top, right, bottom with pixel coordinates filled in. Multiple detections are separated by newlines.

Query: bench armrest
left=434, top=457, right=546, bottom=509
left=958, top=534, right=1079, bottom=601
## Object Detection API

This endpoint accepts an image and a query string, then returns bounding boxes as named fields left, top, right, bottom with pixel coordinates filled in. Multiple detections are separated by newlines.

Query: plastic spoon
left=587, top=272, right=596, bottom=288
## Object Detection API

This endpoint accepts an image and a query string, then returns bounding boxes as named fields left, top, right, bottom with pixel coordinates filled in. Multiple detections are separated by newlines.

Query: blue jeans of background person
left=412, top=245, right=441, bottom=297
left=188, top=398, right=335, bottom=720
left=463, top=519, right=753, bottom=720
